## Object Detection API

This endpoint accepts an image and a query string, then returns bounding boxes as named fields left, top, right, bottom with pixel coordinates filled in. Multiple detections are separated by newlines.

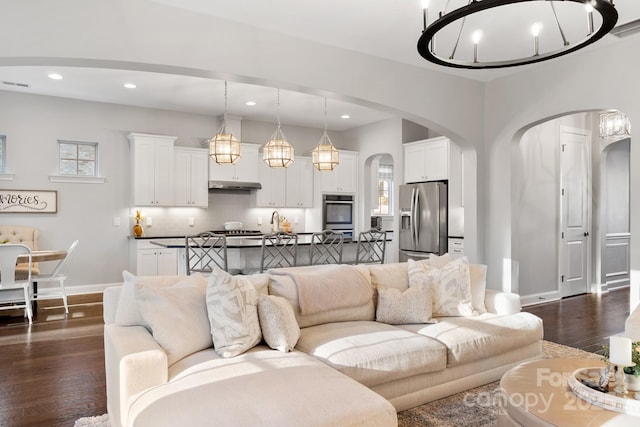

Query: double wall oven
left=322, top=194, right=354, bottom=239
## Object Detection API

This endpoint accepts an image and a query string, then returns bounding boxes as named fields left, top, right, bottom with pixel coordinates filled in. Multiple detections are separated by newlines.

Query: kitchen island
left=149, top=233, right=393, bottom=275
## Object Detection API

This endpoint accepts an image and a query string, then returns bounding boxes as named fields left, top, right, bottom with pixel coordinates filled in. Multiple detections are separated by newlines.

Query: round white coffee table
left=499, top=358, right=640, bottom=427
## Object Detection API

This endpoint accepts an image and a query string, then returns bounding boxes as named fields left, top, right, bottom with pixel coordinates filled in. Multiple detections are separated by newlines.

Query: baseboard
left=521, top=291, right=561, bottom=307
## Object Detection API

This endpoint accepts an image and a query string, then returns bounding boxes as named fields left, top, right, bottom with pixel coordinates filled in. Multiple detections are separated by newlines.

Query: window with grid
left=59, top=141, right=97, bottom=176
left=372, top=164, right=393, bottom=216
left=0, top=135, right=5, bottom=173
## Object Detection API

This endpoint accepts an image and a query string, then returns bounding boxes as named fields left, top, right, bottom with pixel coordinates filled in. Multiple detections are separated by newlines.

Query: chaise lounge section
left=103, top=256, right=543, bottom=426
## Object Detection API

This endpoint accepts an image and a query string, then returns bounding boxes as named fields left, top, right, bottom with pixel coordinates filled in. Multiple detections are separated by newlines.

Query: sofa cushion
left=376, top=284, right=434, bottom=325
left=469, top=263, right=488, bottom=314
left=408, top=257, right=475, bottom=317
left=399, top=312, right=544, bottom=367
left=258, top=294, right=300, bottom=352
left=133, top=347, right=397, bottom=427
left=135, top=273, right=211, bottom=366
left=367, top=254, right=452, bottom=292
left=207, top=268, right=262, bottom=358
left=268, top=265, right=374, bottom=328
left=296, top=320, right=447, bottom=387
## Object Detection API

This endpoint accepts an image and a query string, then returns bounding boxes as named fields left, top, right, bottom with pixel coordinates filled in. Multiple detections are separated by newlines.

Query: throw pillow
left=207, top=268, right=262, bottom=358
left=408, top=257, right=475, bottom=317
left=258, top=294, right=300, bottom=352
left=115, top=271, right=186, bottom=327
left=469, top=263, right=488, bottom=314
left=135, top=273, right=211, bottom=366
left=376, top=284, right=434, bottom=325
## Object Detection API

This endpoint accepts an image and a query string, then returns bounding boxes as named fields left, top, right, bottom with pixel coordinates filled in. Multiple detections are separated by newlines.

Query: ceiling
left=1, top=0, right=639, bottom=131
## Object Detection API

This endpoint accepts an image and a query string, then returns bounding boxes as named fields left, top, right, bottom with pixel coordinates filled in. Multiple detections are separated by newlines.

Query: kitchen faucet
left=270, top=210, right=280, bottom=233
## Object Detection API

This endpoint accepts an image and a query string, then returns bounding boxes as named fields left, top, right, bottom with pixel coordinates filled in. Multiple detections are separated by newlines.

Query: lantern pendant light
left=263, top=88, right=294, bottom=168
left=209, top=81, right=241, bottom=164
left=312, top=97, right=339, bottom=171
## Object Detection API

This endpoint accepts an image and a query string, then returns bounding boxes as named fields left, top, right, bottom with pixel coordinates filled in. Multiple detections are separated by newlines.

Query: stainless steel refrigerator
left=398, top=181, right=447, bottom=261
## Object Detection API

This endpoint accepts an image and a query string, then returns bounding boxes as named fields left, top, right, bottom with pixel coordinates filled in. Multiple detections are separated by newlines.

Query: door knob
left=584, top=232, right=589, bottom=237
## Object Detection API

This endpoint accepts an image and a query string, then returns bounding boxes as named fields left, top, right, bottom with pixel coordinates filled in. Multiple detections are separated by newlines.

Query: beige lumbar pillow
left=207, top=268, right=262, bottom=358
left=134, top=273, right=211, bottom=365
left=258, top=294, right=300, bottom=352
left=376, top=284, right=435, bottom=325
left=408, top=257, right=475, bottom=317
left=469, top=263, right=488, bottom=314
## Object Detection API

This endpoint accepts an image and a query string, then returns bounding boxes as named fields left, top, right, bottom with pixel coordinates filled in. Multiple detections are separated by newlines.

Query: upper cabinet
left=209, top=143, right=260, bottom=183
left=286, top=157, right=314, bottom=207
left=174, top=147, right=209, bottom=207
left=404, top=137, right=451, bottom=183
left=129, top=133, right=176, bottom=206
left=318, top=150, right=358, bottom=194
left=256, top=160, right=287, bottom=207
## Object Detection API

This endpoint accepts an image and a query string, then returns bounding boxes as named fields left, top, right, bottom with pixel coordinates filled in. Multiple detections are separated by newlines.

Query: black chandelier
left=417, top=0, right=618, bottom=69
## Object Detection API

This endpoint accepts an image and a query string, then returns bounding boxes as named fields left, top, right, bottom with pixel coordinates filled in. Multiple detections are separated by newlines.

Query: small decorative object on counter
left=133, top=210, right=144, bottom=237
left=279, top=218, right=291, bottom=233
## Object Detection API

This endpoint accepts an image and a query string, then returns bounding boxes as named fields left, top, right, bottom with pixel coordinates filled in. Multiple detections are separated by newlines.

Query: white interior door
left=559, top=127, right=590, bottom=297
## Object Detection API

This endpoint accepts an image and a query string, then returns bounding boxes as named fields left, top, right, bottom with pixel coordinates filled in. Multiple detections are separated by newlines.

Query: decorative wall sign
left=0, top=190, right=57, bottom=213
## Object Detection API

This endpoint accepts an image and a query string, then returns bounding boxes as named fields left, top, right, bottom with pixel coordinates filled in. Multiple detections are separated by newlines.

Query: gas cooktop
left=210, top=230, right=262, bottom=236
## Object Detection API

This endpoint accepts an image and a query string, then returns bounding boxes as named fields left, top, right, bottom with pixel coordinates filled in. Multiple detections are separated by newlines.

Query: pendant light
left=312, top=97, right=339, bottom=171
left=209, top=81, right=241, bottom=164
left=263, top=88, right=294, bottom=168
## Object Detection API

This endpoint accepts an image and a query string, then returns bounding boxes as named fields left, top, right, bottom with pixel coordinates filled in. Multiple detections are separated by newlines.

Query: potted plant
left=602, top=340, right=640, bottom=391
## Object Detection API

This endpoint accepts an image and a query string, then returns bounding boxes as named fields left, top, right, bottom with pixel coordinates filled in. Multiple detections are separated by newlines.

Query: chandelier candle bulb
left=586, top=3, right=595, bottom=35
left=422, top=0, right=429, bottom=31
left=531, top=23, right=542, bottom=56
left=472, top=30, right=482, bottom=63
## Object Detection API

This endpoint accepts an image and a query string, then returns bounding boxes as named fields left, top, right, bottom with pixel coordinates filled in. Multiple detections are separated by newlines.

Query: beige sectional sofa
left=103, top=257, right=543, bottom=427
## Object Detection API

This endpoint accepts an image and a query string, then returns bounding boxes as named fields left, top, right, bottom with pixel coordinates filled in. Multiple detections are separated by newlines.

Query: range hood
left=208, top=180, right=262, bottom=191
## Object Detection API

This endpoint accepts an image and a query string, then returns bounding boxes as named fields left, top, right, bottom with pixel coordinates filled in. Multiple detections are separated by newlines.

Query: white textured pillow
left=469, top=264, right=488, bottom=314
left=376, top=284, right=434, bottom=325
left=207, top=268, right=262, bottom=358
left=135, top=274, right=211, bottom=365
left=115, top=271, right=185, bottom=327
left=258, top=294, right=300, bottom=352
left=408, top=257, right=475, bottom=317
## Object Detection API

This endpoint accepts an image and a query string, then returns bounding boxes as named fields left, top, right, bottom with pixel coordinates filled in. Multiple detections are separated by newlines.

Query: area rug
left=75, top=341, right=600, bottom=427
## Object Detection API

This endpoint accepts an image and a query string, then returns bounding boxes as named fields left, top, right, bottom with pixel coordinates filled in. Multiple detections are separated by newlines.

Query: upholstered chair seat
left=0, top=226, right=40, bottom=277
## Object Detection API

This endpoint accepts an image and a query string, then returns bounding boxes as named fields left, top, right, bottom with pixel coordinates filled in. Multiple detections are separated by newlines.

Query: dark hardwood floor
left=0, top=286, right=631, bottom=426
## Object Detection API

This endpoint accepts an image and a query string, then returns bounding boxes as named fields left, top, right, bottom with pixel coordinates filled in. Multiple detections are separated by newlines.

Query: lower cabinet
left=448, top=238, right=464, bottom=258
left=131, top=240, right=178, bottom=275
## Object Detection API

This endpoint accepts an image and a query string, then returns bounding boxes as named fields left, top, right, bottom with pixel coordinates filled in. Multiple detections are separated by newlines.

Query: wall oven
left=322, top=194, right=354, bottom=238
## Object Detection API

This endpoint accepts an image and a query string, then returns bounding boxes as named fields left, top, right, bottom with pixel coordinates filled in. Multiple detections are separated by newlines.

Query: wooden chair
left=355, top=229, right=387, bottom=265
left=260, top=232, right=298, bottom=273
left=0, top=243, right=33, bottom=324
left=32, top=240, right=78, bottom=315
left=185, top=232, right=228, bottom=274
left=309, top=230, right=344, bottom=265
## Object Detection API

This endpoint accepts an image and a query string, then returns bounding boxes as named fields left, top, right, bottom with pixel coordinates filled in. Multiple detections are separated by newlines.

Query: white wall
left=485, top=35, right=640, bottom=310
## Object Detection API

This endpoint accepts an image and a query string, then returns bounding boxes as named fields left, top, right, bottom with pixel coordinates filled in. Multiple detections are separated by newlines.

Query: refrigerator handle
left=411, top=187, right=417, bottom=248
left=414, top=188, right=420, bottom=242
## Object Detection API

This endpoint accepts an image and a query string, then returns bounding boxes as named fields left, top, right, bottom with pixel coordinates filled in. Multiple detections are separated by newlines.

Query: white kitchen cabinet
left=208, top=143, right=260, bottom=183
left=131, top=240, right=178, bottom=275
left=286, top=157, right=313, bottom=207
left=448, top=238, right=464, bottom=259
left=318, top=151, right=358, bottom=194
left=174, top=147, right=208, bottom=207
left=129, top=133, right=176, bottom=206
left=404, top=137, right=450, bottom=183
left=256, top=159, right=287, bottom=207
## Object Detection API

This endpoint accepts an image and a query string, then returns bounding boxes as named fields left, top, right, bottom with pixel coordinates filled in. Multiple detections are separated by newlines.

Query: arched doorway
left=512, top=110, right=631, bottom=304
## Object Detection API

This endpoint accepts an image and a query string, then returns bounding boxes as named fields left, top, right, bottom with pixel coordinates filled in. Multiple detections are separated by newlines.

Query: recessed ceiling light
left=48, top=73, right=63, bottom=80
left=245, top=101, right=256, bottom=106
left=341, top=114, right=350, bottom=119
left=124, top=83, right=137, bottom=89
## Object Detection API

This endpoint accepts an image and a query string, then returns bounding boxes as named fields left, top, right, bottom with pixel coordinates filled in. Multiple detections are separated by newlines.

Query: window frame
left=372, top=163, right=394, bottom=216
left=58, top=140, right=99, bottom=177
left=0, top=135, right=6, bottom=173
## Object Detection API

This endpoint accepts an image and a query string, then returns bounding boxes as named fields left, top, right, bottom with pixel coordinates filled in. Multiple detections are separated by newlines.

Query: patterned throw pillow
left=258, top=294, right=300, bottom=352
left=207, top=268, right=262, bottom=358
left=408, top=257, right=475, bottom=317
left=376, top=284, right=434, bottom=325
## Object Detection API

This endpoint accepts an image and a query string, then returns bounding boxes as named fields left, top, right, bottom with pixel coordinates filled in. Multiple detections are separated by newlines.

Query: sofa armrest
left=625, top=303, right=640, bottom=341
left=104, top=324, right=168, bottom=427
left=484, top=289, right=522, bottom=315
